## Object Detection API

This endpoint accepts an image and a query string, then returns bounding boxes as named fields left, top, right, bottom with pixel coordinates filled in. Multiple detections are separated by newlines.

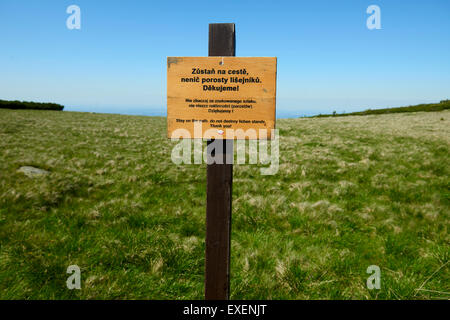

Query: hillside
left=0, top=109, right=448, bottom=299
left=314, top=100, right=450, bottom=117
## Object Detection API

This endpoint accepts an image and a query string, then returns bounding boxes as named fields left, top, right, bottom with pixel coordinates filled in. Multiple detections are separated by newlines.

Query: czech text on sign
left=167, top=57, right=277, bottom=139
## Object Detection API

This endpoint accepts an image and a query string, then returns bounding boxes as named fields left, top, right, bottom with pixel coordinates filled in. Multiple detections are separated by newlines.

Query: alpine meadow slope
left=0, top=109, right=448, bottom=299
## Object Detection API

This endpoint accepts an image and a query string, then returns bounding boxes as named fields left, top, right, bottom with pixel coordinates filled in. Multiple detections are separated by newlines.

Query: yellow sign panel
left=167, top=57, right=276, bottom=139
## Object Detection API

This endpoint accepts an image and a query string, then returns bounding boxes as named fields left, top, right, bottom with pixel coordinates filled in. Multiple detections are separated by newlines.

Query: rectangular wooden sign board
left=167, top=57, right=277, bottom=139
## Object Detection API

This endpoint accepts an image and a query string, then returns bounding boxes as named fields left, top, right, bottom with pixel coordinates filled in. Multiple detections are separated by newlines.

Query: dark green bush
left=0, top=99, right=64, bottom=111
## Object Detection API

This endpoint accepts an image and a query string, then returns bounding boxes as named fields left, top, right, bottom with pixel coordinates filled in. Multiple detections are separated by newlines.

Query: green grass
left=0, top=109, right=449, bottom=299
left=314, top=99, right=450, bottom=118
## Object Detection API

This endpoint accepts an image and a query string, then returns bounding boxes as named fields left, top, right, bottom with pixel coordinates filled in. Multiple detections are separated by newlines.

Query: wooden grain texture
left=205, top=23, right=234, bottom=301
left=209, top=23, right=235, bottom=57
left=167, top=56, right=277, bottom=139
left=205, top=139, right=233, bottom=300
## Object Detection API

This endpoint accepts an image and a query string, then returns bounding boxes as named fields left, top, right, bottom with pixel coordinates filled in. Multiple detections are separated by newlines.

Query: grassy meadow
left=0, top=108, right=448, bottom=299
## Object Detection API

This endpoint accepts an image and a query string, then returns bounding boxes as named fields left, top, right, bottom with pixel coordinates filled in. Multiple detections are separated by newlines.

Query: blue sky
left=0, top=0, right=449, bottom=117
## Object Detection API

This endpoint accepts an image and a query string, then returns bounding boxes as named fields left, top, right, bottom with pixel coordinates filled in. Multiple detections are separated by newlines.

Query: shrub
left=0, top=99, right=64, bottom=111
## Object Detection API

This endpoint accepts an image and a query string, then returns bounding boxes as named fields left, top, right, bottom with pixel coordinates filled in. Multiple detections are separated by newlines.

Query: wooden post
left=205, top=23, right=235, bottom=300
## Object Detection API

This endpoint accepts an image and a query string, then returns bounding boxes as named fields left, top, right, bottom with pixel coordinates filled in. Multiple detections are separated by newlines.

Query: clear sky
left=1, top=0, right=449, bottom=117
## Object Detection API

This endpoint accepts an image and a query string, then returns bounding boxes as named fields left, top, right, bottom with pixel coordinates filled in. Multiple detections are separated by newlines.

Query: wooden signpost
left=167, top=23, right=277, bottom=300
